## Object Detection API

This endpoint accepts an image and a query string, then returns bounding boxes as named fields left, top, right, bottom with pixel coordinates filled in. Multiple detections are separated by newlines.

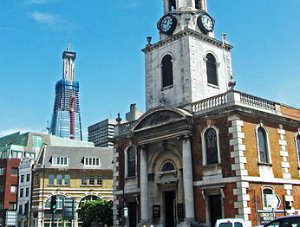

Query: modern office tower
left=88, top=104, right=143, bottom=147
left=50, top=47, right=83, bottom=140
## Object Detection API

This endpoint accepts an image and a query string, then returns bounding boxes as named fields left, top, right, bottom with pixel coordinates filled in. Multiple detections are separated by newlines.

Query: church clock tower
left=143, top=0, right=234, bottom=110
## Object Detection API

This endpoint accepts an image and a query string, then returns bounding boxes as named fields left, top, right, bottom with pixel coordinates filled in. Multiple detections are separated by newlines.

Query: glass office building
left=50, top=49, right=83, bottom=140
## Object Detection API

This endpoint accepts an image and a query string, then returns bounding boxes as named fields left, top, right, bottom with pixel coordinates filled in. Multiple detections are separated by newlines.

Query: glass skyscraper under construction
left=50, top=48, right=83, bottom=140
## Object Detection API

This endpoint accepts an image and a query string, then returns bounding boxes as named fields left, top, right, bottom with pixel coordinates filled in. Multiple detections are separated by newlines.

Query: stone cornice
left=142, top=28, right=233, bottom=53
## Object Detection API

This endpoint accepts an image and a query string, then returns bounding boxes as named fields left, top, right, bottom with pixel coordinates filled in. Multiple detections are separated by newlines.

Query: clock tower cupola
left=143, top=0, right=234, bottom=111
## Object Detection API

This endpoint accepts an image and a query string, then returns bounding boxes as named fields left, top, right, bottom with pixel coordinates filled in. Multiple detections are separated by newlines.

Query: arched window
left=205, top=128, right=219, bottom=165
left=127, top=147, right=136, bottom=177
left=162, top=55, right=173, bottom=88
left=297, top=135, right=300, bottom=164
left=168, top=0, right=176, bottom=11
left=45, top=195, right=66, bottom=209
left=206, top=53, right=218, bottom=86
left=79, top=195, right=100, bottom=207
left=258, top=127, right=269, bottom=163
left=162, top=162, right=175, bottom=172
left=262, top=187, right=274, bottom=209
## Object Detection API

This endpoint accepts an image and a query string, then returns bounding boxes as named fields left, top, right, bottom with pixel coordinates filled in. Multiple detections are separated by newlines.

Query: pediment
left=133, top=107, right=192, bottom=132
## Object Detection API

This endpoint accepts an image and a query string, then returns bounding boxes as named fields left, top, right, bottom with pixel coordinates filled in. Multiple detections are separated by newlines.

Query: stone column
left=140, top=146, right=149, bottom=221
left=182, top=135, right=195, bottom=221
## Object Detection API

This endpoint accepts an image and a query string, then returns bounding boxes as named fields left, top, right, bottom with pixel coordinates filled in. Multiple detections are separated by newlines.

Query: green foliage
left=78, top=199, right=113, bottom=227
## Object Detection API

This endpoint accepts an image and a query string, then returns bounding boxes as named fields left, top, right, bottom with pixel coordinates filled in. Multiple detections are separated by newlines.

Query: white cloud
left=27, top=0, right=57, bottom=4
left=0, top=26, right=13, bottom=31
left=30, top=12, right=66, bottom=30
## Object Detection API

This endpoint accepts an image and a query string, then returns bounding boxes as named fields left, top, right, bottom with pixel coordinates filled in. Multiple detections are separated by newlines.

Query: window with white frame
left=48, top=175, right=54, bottom=185
left=262, top=187, right=274, bottom=209
left=51, top=156, right=68, bottom=166
left=97, top=175, right=102, bottom=186
left=11, top=185, right=17, bottom=193
left=20, top=175, right=24, bottom=183
left=257, top=126, right=270, bottom=164
left=84, top=157, right=100, bottom=167
left=202, top=127, right=220, bottom=165
left=57, top=174, right=62, bottom=185
left=25, top=188, right=29, bottom=197
left=81, top=175, right=87, bottom=185
left=0, top=168, right=6, bottom=176
left=20, top=188, right=24, bottom=197
left=64, top=174, right=70, bottom=186
left=89, top=176, right=95, bottom=185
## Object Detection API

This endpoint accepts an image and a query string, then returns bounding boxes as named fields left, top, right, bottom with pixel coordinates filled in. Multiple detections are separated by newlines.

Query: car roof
left=216, top=219, right=245, bottom=223
left=264, top=215, right=300, bottom=226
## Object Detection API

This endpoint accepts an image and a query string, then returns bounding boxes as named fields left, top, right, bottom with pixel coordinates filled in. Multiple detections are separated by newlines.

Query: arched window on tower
left=257, top=127, right=269, bottom=163
left=168, top=0, right=176, bottom=11
left=205, top=128, right=219, bottom=165
left=127, top=146, right=136, bottom=177
left=162, top=55, right=173, bottom=88
left=206, top=53, right=218, bottom=86
left=195, top=0, right=201, bottom=10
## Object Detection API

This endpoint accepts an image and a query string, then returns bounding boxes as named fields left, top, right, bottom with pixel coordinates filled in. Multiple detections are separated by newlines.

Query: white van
left=214, top=218, right=249, bottom=227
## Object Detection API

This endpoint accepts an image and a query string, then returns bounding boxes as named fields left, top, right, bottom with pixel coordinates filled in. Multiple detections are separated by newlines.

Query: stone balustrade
left=115, top=91, right=281, bottom=137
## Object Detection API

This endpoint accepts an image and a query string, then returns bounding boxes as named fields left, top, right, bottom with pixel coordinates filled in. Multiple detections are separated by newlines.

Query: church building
left=112, top=0, right=300, bottom=227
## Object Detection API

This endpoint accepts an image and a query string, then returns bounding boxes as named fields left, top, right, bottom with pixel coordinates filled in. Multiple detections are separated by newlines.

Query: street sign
left=260, top=212, right=275, bottom=225
left=266, top=194, right=281, bottom=209
left=62, top=198, right=75, bottom=220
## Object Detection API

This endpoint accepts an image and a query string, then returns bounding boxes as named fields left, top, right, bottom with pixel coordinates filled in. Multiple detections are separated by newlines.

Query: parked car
left=215, top=218, right=250, bottom=227
left=263, top=215, right=300, bottom=227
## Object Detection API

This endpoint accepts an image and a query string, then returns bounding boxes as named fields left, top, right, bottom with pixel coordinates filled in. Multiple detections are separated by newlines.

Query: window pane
left=89, top=176, right=94, bottom=185
left=82, top=175, right=86, bottom=185
left=65, top=175, right=70, bottom=185
left=162, top=55, right=173, bottom=88
left=127, top=147, right=136, bottom=177
left=206, top=54, right=218, bottom=86
left=49, top=175, right=54, bottom=185
left=258, top=127, right=268, bottom=163
left=57, top=175, right=62, bottom=185
left=162, top=162, right=175, bottom=172
left=234, top=223, right=243, bottom=227
left=97, top=175, right=102, bottom=186
left=205, top=128, right=218, bottom=165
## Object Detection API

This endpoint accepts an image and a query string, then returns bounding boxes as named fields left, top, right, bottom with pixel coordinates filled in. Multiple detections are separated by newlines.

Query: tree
left=78, top=198, right=113, bottom=227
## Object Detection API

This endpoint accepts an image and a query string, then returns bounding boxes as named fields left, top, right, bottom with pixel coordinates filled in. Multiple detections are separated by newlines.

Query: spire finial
left=67, top=19, right=70, bottom=51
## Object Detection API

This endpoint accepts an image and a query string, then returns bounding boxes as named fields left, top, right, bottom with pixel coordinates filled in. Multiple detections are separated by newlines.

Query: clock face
left=197, top=11, right=215, bottom=34
left=158, top=14, right=177, bottom=35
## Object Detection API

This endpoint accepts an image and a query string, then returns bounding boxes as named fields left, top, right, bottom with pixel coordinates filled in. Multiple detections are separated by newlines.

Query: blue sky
left=0, top=0, right=300, bottom=139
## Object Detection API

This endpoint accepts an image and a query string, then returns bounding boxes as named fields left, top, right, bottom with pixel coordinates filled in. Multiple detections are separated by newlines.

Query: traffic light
left=285, top=201, right=292, bottom=210
left=50, top=195, right=57, bottom=214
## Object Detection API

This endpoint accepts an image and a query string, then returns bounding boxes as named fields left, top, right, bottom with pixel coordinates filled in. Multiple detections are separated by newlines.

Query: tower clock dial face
left=197, top=11, right=215, bottom=34
left=158, top=14, right=177, bottom=35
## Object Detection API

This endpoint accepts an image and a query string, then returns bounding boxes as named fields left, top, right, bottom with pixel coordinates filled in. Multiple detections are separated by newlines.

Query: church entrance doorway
left=128, top=202, right=137, bottom=227
left=209, top=195, right=222, bottom=227
left=164, top=191, right=176, bottom=227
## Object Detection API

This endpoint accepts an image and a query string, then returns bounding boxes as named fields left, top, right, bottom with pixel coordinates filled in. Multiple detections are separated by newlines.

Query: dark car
left=264, top=216, right=300, bottom=227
